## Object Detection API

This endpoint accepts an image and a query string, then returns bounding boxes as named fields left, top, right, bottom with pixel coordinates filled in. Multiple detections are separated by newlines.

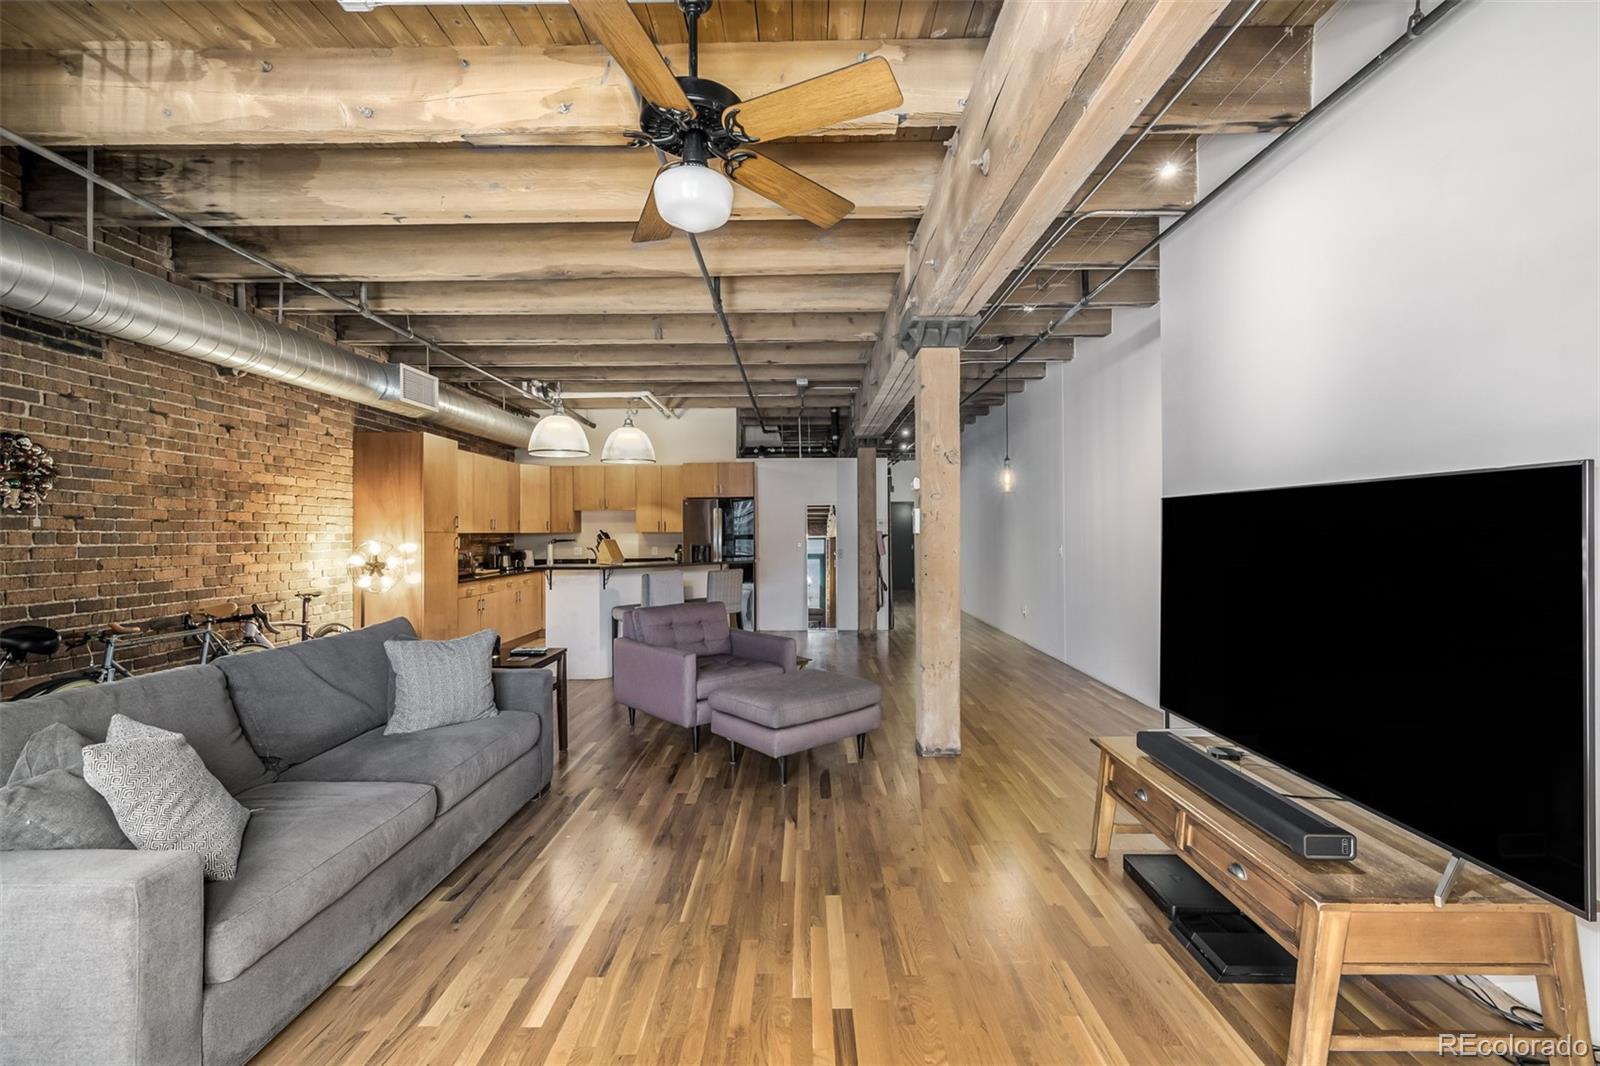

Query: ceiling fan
left=569, top=0, right=905, bottom=242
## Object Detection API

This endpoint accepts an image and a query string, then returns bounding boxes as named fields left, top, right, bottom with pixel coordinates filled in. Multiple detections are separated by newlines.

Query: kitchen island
left=538, top=561, right=723, bottom=679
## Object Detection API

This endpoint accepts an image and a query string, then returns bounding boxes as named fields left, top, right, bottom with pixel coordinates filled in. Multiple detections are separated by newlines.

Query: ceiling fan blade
left=725, top=152, right=854, bottom=229
left=569, top=0, right=694, bottom=114
left=632, top=167, right=674, bottom=243
left=724, top=57, right=902, bottom=143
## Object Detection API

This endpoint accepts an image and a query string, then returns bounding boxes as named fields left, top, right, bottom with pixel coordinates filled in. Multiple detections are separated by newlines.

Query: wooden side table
left=1090, top=736, right=1592, bottom=1065
left=496, top=645, right=568, bottom=752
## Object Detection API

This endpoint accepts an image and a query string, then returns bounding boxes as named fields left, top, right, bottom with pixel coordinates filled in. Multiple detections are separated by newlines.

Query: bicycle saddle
left=1, top=624, right=60, bottom=660
left=296, top=590, right=324, bottom=599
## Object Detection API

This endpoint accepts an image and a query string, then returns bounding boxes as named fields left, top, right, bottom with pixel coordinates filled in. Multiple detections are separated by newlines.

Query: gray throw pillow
left=384, top=629, right=499, bottom=735
left=7, top=721, right=93, bottom=784
left=83, top=714, right=251, bottom=881
left=2, top=724, right=132, bottom=851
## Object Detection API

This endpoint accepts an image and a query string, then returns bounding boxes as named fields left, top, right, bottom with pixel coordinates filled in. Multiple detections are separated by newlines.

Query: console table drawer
left=1107, top=762, right=1181, bottom=843
left=1183, top=819, right=1303, bottom=944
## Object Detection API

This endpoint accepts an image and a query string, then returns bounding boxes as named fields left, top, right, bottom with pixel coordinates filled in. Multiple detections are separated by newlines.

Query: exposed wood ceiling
left=0, top=0, right=1330, bottom=450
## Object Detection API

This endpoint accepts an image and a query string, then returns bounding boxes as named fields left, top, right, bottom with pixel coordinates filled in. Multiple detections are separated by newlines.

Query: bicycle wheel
left=231, top=636, right=275, bottom=654
left=8, top=673, right=99, bottom=700
left=312, top=623, right=352, bottom=638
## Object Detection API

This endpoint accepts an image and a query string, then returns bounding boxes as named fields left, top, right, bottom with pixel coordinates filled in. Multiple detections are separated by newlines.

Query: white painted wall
left=755, top=458, right=889, bottom=631
left=1160, top=0, right=1600, bottom=1014
left=1060, top=306, right=1164, bottom=708
left=960, top=364, right=1069, bottom=661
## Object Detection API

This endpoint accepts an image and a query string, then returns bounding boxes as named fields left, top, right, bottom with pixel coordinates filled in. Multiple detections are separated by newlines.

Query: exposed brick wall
left=0, top=148, right=515, bottom=696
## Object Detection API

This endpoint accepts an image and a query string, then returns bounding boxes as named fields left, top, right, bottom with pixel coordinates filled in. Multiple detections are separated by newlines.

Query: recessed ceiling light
left=1159, top=161, right=1182, bottom=180
left=900, top=426, right=911, bottom=437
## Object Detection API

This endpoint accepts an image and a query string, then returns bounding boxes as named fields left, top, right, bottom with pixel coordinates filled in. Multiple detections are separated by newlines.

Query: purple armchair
left=613, top=602, right=797, bottom=751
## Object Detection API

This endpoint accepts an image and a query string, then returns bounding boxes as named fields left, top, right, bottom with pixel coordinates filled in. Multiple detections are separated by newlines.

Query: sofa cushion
left=384, top=629, right=498, bottom=735
left=629, top=602, right=732, bottom=656
left=276, top=712, right=539, bottom=815
left=0, top=663, right=274, bottom=795
left=707, top=669, right=882, bottom=729
left=218, top=618, right=418, bottom=769
left=205, top=780, right=435, bottom=984
left=84, top=715, right=251, bottom=881
left=694, top=654, right=783, bottom=700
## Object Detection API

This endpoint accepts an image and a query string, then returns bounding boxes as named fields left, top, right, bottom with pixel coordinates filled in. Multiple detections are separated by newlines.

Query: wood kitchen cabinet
left=421, top=435, right=459, bottom=532
left=682, top=463, right=718, bottom=497
left=548, top=466, right=578, bottom=533
left=636, top=465, right=684, bottom=533
left=660, top=465, right=684, bottom=532
left=355, top=431, right=461, bottom=639
left=573, top=465, right=605, bottom=511
left=457, top=574, right=543, bottom=643
left=682, top=461, right=754, bottom=498
left=518, top=464, right=551, bottom=533
left=719, top=461, right=755, bottom=496
left=574, top=464, right=637, bottom=510
left=603, top=465, right=636, bottom=509
left=634, top=465, right=662, bottom=531
left=457, top=452, right=518, bottom=533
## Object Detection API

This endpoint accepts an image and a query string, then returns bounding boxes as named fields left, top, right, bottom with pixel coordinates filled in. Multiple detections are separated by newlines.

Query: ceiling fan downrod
left=679, top=0, right=711, bottom=78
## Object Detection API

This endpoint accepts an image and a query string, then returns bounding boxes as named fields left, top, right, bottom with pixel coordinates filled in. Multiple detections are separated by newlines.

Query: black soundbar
left=1136, top=731, right=1357, bottom=861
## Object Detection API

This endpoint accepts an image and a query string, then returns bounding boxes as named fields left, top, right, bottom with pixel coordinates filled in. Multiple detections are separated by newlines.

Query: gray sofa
left=0, top=618, right=554, bottom=1066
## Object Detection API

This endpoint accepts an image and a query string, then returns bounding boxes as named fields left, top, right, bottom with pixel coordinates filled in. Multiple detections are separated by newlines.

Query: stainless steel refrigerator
left=683, top=497, right=755, bottom=564
left=684, top=497, right=757, bottom=627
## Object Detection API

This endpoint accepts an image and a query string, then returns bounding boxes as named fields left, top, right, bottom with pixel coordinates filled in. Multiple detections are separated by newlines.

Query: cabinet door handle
left=1226, top=862, right=1248, bottom=882
left=1133, top=787, right=1148, bottom=803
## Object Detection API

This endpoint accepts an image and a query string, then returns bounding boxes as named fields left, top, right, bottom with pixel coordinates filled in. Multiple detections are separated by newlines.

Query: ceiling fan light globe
left=528, top=413, right=592, bottom=458
left=601, top=422, right=658, bottom=465
left=653, top=163, right=733, bottom=234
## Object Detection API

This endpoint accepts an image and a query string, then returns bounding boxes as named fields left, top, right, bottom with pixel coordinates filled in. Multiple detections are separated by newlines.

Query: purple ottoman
left=709, top=669, right=882, bottom=784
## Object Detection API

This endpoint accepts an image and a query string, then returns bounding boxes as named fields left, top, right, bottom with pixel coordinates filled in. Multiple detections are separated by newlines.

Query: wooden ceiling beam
left=339, top=312, right=884, bottom=346
left=383, top=337, right=1077, bottom=368
left=258, top=276, right=899, bottom=316
left=29, top=143, right=941, bottom=227
left=0, top=39, right=977, bottom=147
left=174, top=219, right=916, bottom=281
left=852, top=0, right=1224, bottom=437
left=389, top=342, right=877, bottom=366
left=1141, top=25, right=1313, bottom=135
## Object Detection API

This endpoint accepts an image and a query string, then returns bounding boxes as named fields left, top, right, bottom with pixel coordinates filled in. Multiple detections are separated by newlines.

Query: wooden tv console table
left=1090, top=736, right=1592, bottom=1065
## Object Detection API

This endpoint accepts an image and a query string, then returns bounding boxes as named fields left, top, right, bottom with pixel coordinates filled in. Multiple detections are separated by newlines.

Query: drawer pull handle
left=1227, top=862, right=1248, bottom=881
left=1133, top=787, right=1149, bottom=803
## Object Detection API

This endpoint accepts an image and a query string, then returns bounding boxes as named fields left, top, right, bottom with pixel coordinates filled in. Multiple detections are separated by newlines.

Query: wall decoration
left=1, top=433, right=56, bottom=513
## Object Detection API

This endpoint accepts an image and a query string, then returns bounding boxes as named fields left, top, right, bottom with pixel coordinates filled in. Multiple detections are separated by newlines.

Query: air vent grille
left=389, top=363, right=440, bottom=412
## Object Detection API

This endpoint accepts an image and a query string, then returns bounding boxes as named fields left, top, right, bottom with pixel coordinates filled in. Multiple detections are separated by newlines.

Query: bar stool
left=706, top=569, right=743, bottom=629
left=642, top=569, right=685, bottom=607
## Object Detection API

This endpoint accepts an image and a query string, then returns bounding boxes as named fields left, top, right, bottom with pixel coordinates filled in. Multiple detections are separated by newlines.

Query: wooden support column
left=857, top=446, right=878, bottom=633
left=915, top=346, right=961, bottom=756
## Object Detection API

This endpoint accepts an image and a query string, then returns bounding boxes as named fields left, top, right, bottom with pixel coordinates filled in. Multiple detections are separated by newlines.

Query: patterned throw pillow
left=82, top=714, right=251, bottom=881
left=1, top=723, right=132, bottom=851
left=384, top=629, right=499, bottom=736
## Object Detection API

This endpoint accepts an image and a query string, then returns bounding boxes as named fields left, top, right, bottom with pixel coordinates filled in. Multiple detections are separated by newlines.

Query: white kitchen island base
left=544, top=564, right=718, bottom=679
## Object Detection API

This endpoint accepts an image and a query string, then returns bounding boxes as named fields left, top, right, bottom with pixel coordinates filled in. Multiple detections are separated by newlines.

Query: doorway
left=889, top=501, right=915, bottom=594
left=805, top=504, right=838, bottom=629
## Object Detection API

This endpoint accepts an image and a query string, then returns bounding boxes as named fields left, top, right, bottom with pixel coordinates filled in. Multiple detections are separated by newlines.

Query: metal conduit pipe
left=0, top=221, right=539, bottom=449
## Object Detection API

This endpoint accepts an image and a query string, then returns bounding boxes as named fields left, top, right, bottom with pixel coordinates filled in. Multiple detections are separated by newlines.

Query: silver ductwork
left=0, top=221, right=537, bottom=449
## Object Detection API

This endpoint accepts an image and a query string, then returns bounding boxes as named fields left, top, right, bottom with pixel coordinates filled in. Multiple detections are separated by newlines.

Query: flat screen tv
left=1161, top=461, right=1594, bottom=917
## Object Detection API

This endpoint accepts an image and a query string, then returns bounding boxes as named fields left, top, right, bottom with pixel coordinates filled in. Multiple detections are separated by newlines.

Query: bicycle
left=1, top=616, right=192, bottom=699
left=255, top=591, right=352, bottom=643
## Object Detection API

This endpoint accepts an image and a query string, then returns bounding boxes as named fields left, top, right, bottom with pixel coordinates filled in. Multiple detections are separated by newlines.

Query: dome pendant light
left=653, top=131, right=733, bottom=235
left=528, top=386, right=591, bottom=459
left=601, top=407, right=657, bottom=465
left=1000, top=365, right=1016, bottom=493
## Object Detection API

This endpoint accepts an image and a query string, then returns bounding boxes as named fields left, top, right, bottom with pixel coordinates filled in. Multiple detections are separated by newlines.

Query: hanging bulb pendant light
left=1000, top=364, right=1016, bottom=493
left=601, top=406, right=657, bottom=465
left=528, top=385, right=591, bottom=458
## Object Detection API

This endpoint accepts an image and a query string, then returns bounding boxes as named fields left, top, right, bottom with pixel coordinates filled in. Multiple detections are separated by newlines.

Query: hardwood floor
left=256, top=606, right=1507, bottom=1065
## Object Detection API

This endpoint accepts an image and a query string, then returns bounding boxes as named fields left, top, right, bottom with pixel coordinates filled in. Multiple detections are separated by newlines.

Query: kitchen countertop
left=458, top=559, right=726, bottom=584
